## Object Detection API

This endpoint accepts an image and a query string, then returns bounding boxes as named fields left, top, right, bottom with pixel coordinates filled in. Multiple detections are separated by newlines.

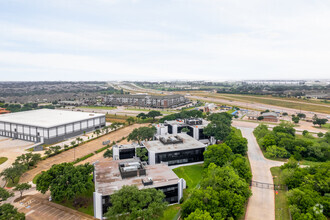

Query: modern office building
left=0, top=109, right=106, bottom=145
left=93, top=159, right=186, bottom=219
left=112, top=143, right=143, bottom=160
left=144, top=133, right=206, bottom=166
left=157, top=118, right=210, bottom=143
left=104, top=94, right=189, bottom=108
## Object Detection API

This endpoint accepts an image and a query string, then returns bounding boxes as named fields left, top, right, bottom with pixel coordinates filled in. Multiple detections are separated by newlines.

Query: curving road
left=235, top=125, right=284, bottom=220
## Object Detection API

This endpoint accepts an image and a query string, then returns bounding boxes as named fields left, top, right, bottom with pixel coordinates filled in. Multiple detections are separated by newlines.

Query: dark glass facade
left=119, top=148, right=135, bottom=159
left=166, top=124, right=173, bottom=134
left=155, top=148, right=205, bottom=166
left=178, top=126, right=193, bottom=137
left=199, top=128, right=210, bottom=140
left=156, top=184, right=179, bottom=204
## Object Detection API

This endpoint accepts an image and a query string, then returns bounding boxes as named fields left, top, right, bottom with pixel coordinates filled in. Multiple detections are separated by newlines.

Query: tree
left=257, top=116, right=264, bottom=121
left=297, top=113, right=306, bottom=119
left=147, top=111, right=162, bottom=121
left=36, top=163, right=93, bottom=202
left=70, top=141, right=76, bottom=147
left=0, top=165, right=26, bottom=184
left=104, top=185, right=167, bottom=220
left=103, top=149, right=113, bottom=158
left=127, top=126, right=156, bottom=145
left=292, top=116, right=300, bottom=124
left=126, top=117, right=135, bottom=125
left=14, top=153, right=41, bottom=168
left=136, top=148, right=148, bottom=161
left=318, top=132, right=324, bottom=138
left=0, top=203, right=25, bottom=220
left=283, top=112, right=288, bottom=116
left=14, top=183, right=31, bottom=198
left=225, top=128, right=248, bottom=155
left=136, top=113, right=147, bottom=119
left=186, top=209, right=213, bottom=220
left=313, top=118, right=328, bottom=127
left=95, top=129, right=101, bottom=137
left=0, top=187, right=13, bottom=202
left=203, top=144, right=232, bottom=168
left=181, top=127, right=190, bottom=133
left=302, top=130, right=309, bottom=136
left=230, top=154, right=252, bottom=183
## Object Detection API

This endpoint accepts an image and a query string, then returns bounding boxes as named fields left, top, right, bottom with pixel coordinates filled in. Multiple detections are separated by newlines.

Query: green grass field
left=158, top=163, right=204, bottom=220
left=270, top=167, right=291, bottom=220
left=0, top=157, right=8, bottom=165
left=78, top=106, right=117, bottom=110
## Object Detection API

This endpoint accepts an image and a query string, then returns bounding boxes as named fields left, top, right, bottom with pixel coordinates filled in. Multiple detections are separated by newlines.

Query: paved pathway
left=236, top=126, right=284, bottom=220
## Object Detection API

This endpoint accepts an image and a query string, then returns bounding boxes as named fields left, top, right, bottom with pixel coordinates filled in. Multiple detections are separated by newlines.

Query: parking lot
left=17, top=195, right=95, bottom=220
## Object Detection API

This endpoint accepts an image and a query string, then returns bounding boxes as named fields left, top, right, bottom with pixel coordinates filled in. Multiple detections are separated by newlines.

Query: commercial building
left=157, top=118, right=210, bottom=143
left=93, top=159, right=186, bottom=219
left=261, top=112, right=278, bottom=122
left=104, top=94, right=189, bottom=108
left=144, top=133, right=206, bottom=166
left=0, top=109, right=105, bottom=145
left=112, top=143, right=143, bottom=160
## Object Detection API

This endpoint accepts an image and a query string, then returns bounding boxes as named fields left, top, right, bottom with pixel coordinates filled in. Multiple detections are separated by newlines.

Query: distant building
left=93, top=159, right=186, bottom=219
left=0, top=108, right=10, bottom=114
left=103, top=94, right=189, bottom=108
left=0, top=109, right=105, bottom=145
left=261, top=112, right=278, bottom=122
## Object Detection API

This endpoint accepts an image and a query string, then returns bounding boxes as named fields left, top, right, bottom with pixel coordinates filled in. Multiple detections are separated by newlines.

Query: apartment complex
left=104, top=94, right=188, bottom=108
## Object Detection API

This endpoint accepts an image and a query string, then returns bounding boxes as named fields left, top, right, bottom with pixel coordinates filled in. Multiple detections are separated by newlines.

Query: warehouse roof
left=0, top=109, right=105, bottom=128
left=144, top=133, right=206, bottom=153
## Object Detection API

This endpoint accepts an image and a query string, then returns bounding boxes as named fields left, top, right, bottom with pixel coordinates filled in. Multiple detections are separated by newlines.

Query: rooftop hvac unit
left=123, top=166, right=138, bottom=172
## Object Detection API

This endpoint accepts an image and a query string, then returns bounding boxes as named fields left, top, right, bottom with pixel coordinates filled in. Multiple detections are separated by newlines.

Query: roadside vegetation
left=0, top=157, right=8, bottom=165
left=78, top=105, right=117, bottom=110
left=272, top=159, right=330, bottom=220
left=253, top=122, right=330, bottom=162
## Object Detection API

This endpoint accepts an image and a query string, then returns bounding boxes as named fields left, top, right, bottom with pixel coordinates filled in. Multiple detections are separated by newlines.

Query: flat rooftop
left=94, top=159, right=180, bottom=196
left=0, top=109, right=105, bottom=128
left=164, top=119, right=209, bottom=129
left=144, top=133, right=206, bottom=153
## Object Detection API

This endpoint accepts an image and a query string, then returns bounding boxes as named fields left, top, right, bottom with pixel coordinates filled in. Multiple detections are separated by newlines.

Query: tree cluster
left=36, top=163, right=93, bottom=202
left=127, top=126, right=156, bottom=145
left=159, top=110, right=204, bottom=123
left=104, top=185, right=167, bottom=220
left=182, top=143, right=252, bottom=219
left=280, top=160, right=330, bottom=219
left=0, top=203, right=25, bottom=220
left=137, top=110, right=162, bottom=121
left=254, top=122, right=330, bottom=161
left=313, top=115, right=328, bottom=127
left=203, top=112, right=232, bottom=142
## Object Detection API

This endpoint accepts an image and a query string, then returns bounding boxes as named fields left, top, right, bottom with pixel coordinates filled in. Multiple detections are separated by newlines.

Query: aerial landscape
left=0, top=1, right=329, bottom=220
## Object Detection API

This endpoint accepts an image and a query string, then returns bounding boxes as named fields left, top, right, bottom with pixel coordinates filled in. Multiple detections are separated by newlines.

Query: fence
left=250, top=180, right=288, bottom=191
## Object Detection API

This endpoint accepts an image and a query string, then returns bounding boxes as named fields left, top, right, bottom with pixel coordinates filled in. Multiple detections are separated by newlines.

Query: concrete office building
left=0, top=109, right=105, bottom=145
left=93, top=159, right=186, bottom=219
left=112, top=143, right=143, bottom=160
left=104, top=94, right=189, bottom=108
left=144, top=133, right=206, bottom=166
left=157, top=118, right=211, bottom=143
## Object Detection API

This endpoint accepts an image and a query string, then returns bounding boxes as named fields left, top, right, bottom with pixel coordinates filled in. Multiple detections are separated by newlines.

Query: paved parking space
left=17, top=195, right=95, bottom=220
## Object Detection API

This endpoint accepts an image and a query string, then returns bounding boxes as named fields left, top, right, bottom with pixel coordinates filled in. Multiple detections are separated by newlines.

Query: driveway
left=236, top=126, right=284, bottom=220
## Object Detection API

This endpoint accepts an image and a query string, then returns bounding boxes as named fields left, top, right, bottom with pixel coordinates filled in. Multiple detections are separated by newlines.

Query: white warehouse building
left=0, top=109, right=106, bottom=145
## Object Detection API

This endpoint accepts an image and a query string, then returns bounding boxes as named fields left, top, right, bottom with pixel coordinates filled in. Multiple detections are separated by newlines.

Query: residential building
left=261, top=112, right=278, bottom=122
left=103, top=94, right=189, bottom=108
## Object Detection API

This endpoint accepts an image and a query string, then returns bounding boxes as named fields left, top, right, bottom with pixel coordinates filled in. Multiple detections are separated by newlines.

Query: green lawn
left=159, top=204, right=181, bottom=220
left=300, top=160, right=325, bottom=166
left=79, top=106, right=117, bottom=110
left=32, top=173, right=42, bottom=184
left=158, top=163, right=204, bottom=220
left=0, top=157, right=8, bottom=165
left=270, top=167, right=290, bottom=220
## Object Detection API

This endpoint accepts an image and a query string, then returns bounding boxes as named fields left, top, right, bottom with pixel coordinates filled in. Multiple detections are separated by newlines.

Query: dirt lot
left=19, top=124, right=147, bottom=183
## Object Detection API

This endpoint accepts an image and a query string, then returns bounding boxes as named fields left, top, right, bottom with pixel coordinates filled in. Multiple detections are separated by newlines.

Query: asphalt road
left=236, top=126, right=284, bottom=220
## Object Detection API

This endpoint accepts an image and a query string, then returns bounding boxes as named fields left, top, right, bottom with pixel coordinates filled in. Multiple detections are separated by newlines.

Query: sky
left=1, top=0, right=330, bottom=81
